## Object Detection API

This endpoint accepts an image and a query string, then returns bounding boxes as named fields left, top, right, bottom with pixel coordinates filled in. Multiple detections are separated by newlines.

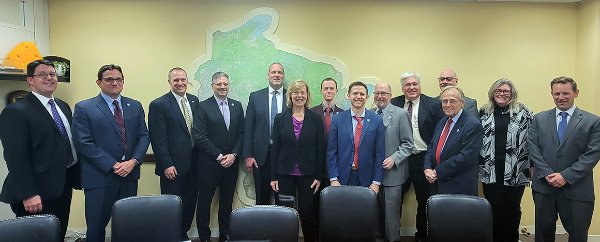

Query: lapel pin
left=231, top=103, right=234, bottom=106
left=456, top=129, right=460, bottom=132
left=127, top=103, right=131, bottom=107
left=366, top=119, right=370, bottom=122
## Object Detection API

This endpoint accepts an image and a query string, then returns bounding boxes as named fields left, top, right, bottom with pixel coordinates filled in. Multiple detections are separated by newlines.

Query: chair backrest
left=427, top=194, right=493, bottom=242
left=111, top=195, right=182, bottom=242
left=0, top=214, right=61, bottom=242
left=319, top=186, right=378, bottom=242
left=228, top=205, right=299, bottom=242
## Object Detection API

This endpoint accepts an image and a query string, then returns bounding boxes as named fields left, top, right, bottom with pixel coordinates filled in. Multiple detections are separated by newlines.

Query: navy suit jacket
left=424, top=111, right=483, bottom=195
left=148, top=92, right=199, bottom=176
left=390, top=94, right=444, bottom=145
left=271, top=108, right=325, bottom=181
left=327, top=109, right=385, bottom=186
left=72, top=94, right=150, bottom=189
left=0, top=93, right=80, bottom=204
left=194, top=96, right=244, bottom=170
left=243, top=87, right=286, bottom=165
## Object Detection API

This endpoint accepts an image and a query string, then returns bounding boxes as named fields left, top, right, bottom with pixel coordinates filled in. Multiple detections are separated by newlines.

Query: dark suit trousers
left=10, top=165, right=77, bottom=240
left=160, top=168, right=198, bottom=240
left=278, top=175, right=317, bottom=242
left=482, top=183, right=525, bottom=242
left=533, top=190, right=594, bottom=242
left=196, top=164, right=239, bottom=241
left=253, top=147, right=277, bottom=205
left=84, top=175, right=138, bottom=242
left=401, top=152, right=430, bottom=239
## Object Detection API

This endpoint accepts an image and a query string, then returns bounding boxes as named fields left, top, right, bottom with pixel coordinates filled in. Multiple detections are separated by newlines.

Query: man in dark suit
left=328, top=81, right=385, bottom=192
left=423, top=86, right=483, bottom=195
left=390, top=71, right=444, bottom=242
left=528, top=76, right=600, bottom=242
left=244, top=63, right=286, bottom=205
left=72, top=64, right=150, bottom=242
left=194, top=72, right=244, bottom=242
left=0, top=60, right=80, bottom=240
left=148, top=67, right=199, bottom=241
left=436, top=69, right=478, bottom=118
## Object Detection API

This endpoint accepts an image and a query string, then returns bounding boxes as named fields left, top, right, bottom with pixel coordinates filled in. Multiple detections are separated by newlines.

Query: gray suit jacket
left=371, top=104, right=413, bottom=186
left=437, top=95, right=478, bottom=118
left=528, top=107, right=600, bottom=201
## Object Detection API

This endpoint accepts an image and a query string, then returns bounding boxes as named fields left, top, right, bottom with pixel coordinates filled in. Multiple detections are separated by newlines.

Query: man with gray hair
left=391, top=72, right=444, bottom=242
left=437, top=69, right=478, bottom=118
left=194, top=72, right=245, bottom=242
left=372, top=82, right=413, bottom=242
left=424, top=86, right=483, bottom=195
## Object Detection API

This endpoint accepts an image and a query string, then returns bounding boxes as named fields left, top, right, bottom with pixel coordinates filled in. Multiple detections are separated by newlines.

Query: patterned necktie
left=270, top=91, right=278, bottom=134
left=435, top=118, right=453, bottom=164
left=48, top=99, right=68, bottom=140
left=113, top=100, right=127, bottom=156
left=181, top=97, right=192, bottom=134
left=558, top=111, right=568, bottom=143
left=220, top=101, right=230, bottom=130
left=407, top=101, right=413, bottom=126
left=353, top=116, right=363, bottom=169
left=49, top=99, right=74, bottom=166
left=325, top=108, right=332, bottom=132
left=377, top=109, right=383, bottom=116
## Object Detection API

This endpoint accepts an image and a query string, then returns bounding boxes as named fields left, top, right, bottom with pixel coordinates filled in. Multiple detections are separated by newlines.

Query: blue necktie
left=558, top=111, right=568, bottom=143
left=270, top=91, right=278, bottom=133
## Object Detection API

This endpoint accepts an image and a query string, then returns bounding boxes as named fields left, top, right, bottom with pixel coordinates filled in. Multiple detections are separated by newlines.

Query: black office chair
left=0, top=214, right=61, bottom=242
left=319, top=186, right=378, bottom=242
left=427, top=194, right=493, bottom=242
left=228, top=205, right=299, bottom=242
left=111, top=194, right=182, bottom=242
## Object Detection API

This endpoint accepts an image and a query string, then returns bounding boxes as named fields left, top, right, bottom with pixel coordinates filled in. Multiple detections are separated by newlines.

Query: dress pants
left=253, top=147, right=278, bottom=205
left=10, top=165, right=78, bottom=240
left=278, top=175, right=317, bottom=242
left=401, top=152, right=430, bottom=241
left=482, top=183, right=525, bottom=242
left=160, top=166, right=198, bottom=240
left=379, top=183, right=403, bottom=242
left=533, top=190, right=594, bottom=242
left=196, top=163, right=239, bottom=241
left=84, top=175, right=138, bottom=242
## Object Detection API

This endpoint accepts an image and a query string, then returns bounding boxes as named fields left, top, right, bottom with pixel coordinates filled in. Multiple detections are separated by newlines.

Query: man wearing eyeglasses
left=371, top=82, right=413, bottom=242
left=437, top=69, right=478, bottom=118
left=0, top=60, right=80, bottom=240
left=72, top=64, right=150, bottom=242
left=424, top=86, right=483, bottom=196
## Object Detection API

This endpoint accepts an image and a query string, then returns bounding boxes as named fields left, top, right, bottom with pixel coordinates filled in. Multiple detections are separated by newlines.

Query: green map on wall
left=190, top=7, right=353, bottom=205
left=191, top=7, right=350, bottom=111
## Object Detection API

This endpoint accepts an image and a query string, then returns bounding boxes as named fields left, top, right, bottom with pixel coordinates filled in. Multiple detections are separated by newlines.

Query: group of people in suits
left=0, top=59, right=598, bottom=242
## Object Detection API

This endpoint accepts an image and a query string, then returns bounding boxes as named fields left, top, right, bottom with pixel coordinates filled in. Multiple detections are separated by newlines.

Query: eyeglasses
left=441, top=99, right=459, bottom=105
left=373, top=92, right=391, bottom=96
left=438, top=77, right=456, bottom=82
left=494, top=89, right=511, bottom=95
left=33, top=73, right=57, bottom=79
left=102, top=77, right=124, bottom=84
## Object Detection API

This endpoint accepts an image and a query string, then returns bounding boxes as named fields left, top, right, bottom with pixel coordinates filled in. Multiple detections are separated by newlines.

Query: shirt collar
left=100, top=92, right=121, bottom=104
left=449, top=109, right=463, bottom=123
left=213, top=94, right=228, bottom=104
left=268, top=85, right=283, bottom=94
left=350, top=108, right=366, bottom=118
left=376, top=103, right=390, bottom=114
left=405, top=96, right=420, bottom=105
left=556, top=105, right=576, bottom=117
left=31, top=91, right=53, bottom=105
left=171, top=91, right=187, bottom=102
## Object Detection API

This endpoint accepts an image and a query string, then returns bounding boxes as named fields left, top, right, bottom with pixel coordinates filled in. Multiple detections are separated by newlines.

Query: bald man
left=436, top=69, right=478, bottom=118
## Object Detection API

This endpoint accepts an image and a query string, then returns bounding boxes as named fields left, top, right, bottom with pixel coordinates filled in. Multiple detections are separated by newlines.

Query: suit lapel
left=359, top=111, right=372, bottom=145
left=561, top=108, right=583, bottom=147
left=261, top=88, right=271, bottom=125
left=546, top=110, right=559, bottom=146
left=442, top=115, right=463, bottom=159
left=382, top=108, right=391, bottom=127
left=94, top=95, right=121, bottom=136
left=209, top=97, right=229, bottom=132
left=167, top=93, right=187, bottom=133
left=27, top=93, right=61, bottom=134
left=121, top=97, right=136, bottom=141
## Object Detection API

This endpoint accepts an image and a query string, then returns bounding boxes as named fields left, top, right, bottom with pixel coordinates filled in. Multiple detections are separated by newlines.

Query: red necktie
left=113, top=100, right=127, bottom=156
left=353, top=116, right=363, bottom=169
left=435, top=118, right=453, bottom=164
left=325, top=108, right=332, bottom=132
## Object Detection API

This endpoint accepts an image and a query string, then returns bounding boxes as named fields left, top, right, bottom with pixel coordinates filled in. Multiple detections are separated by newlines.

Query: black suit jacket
left=270, top=108, right=325, bottom=181
left=390, top=94, right=444, bottom=145
left=193, top=96, right=244, bottom=169
left=309, top=104, right=344, bottom=129
left=0, top=93, right=80, bottom=204
left=243, top=87, right=286, bottom=165
left=148, top=92, right=199, bottom=176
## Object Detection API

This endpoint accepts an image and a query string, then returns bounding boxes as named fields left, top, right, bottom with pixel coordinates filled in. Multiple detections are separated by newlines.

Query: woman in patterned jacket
left=479, top=78, right=533, bottom=242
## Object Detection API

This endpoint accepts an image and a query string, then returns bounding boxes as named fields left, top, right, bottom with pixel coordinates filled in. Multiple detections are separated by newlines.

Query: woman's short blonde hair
left=286, top=79, right=311, bottom=108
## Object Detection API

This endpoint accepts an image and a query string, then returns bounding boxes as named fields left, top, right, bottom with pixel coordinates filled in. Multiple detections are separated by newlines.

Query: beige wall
left=41, top=0, right=599, bottom=234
